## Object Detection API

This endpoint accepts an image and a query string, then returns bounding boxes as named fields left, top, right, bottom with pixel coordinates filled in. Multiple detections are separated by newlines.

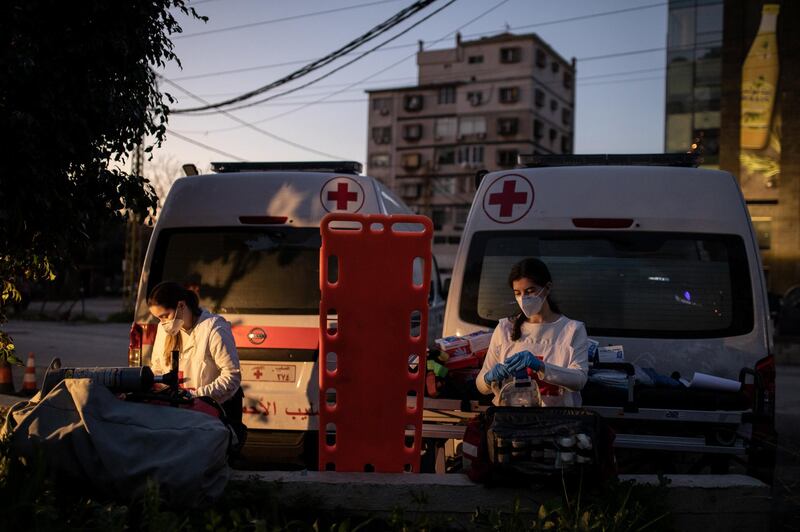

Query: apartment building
left=366, top=32, right=576, bottom=276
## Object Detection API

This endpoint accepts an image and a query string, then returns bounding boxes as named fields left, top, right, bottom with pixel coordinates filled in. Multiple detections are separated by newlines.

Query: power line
left=185, top=0, right=458, bottom=116
left=176, top=0, right=404, bottom=40
left=171, top=0, right=443, bottom=113
left=167, top=1, right=666, bottom=83
left=170, top=63, right=668, bottom=135
left=166, top=129, right=248, bottom=161
left=254, top=0, right=513, bottom=119
left=160, top=76, right=348, bottom=159
left=181, top=66, right=667, bottom=101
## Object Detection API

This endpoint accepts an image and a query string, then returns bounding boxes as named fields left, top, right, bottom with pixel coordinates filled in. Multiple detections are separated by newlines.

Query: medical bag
left=463, top=406, right=616, bottom=484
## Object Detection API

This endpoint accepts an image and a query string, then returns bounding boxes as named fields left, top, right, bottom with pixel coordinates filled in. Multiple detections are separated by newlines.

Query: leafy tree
left=0, top=1, right=205, bottom=364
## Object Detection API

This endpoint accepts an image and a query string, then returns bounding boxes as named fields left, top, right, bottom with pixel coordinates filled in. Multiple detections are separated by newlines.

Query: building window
left=372, top=126, right=391, bottom=144
left=399, top=183, right=421, bottom=199
left=436, top=147, right=456, bottom=166
left=534, top=89, right=545, bottom=108
left=533, top=120, right=543, bottom=139
left=500, top=47, right=521, bottom=63
left=435, top=177, right=457, bottom=195
left=468, top=55, right=483, bottom=64
left=402, top=153, right=421, bottom=169
left=431, top=208, right=448, bottom=230
left=434, top=117, right=457, bottom=139
left=447, top=235, right=461, bottom=245
left=458, top=116, right=487, bottom=137
left=370, top=154, right=390, bottom=168
left=551, top=62, right=560, bottom=74
left=403, top=124, right=423, bottom=141
left=550, top=99, right=558, bottom=112
left=457, top=145, right=484, bottom=165
left=561, top=135, right=572, bottom=153
left=497, top=149, right=518, bottom=167
left=467, top=91, right=483, bottom=106
left=453, top=206, right=469, bottom=229
left=372, top=97, right=392, bottom=115
left=438, top=86, right=456, bottom=104
left=549, top=128, right=558, bottom=143
left=562, top=108, right=572, bottom=125
left=536, top=49, right=547, bottom=68
left=499, top=87, right=520, bottom=104
left=497, top=117, right=519, bottom=136
left=403, top=94, right=424, bottom=111
left=563, top=72, right=573, bottom=89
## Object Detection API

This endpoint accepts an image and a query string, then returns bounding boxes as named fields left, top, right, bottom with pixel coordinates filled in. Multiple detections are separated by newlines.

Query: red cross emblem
left=482, top=174, right=534, bottom=224
left=328, top=183, right=357, bottom=209
left=321, top=177, right=365, bottom=213
left=253, top=368, right=263, bottom=379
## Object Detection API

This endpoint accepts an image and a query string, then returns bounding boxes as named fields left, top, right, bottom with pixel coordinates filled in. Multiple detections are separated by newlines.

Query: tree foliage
left=0, top=1, right=205, bottom=360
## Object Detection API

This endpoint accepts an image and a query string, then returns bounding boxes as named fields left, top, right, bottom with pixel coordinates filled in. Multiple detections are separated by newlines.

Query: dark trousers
left=221, top=387, right=247, bottom=449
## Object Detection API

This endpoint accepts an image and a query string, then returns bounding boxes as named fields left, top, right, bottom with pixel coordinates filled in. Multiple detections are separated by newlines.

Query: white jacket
left=476, top=315, right=589, bottom=407
left=151, top=310, right=242, bottom=403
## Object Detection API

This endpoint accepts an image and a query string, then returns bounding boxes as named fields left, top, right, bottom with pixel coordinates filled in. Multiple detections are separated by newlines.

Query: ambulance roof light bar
left=518, top=153, right=701, bottom=169
left=210, top=161, right=363, bottom=175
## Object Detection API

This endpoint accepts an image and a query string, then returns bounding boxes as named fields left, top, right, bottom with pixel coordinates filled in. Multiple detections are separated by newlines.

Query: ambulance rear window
left=149, top=228, right=323, bottom=314
left=460, top=230, right=754, bottom=338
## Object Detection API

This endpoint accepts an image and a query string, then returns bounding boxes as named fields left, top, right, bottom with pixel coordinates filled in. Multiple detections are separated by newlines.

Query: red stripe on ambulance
left=231, top=326, right=318, bottom=350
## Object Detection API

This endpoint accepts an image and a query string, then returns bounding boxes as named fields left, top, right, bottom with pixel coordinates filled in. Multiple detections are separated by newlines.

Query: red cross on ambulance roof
left=482, top=174, right=535, bottom=224
left=320, top=176, right=365, bottom=213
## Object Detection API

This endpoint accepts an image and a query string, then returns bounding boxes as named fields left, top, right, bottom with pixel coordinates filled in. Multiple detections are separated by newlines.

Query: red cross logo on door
left=482, top=174, right=534, bottom=224
left=253, top=368, right=263, bottom=379
left=321, top=176, right=365, bottom=213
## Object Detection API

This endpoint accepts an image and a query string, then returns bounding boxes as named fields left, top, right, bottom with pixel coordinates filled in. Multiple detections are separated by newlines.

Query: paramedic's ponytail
left=507, top=258, right=562, bottom=342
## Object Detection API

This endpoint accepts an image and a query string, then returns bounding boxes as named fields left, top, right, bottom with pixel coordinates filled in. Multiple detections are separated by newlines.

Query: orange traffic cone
left=21, top=352, right=37, bottom=396
left=0, top=361, right=13, bottom=394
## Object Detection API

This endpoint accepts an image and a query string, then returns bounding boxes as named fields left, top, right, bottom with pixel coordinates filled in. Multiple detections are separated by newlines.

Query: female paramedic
left=476, top=258, right=589, bottom=407
left=148, top=281, right=246, bottom=440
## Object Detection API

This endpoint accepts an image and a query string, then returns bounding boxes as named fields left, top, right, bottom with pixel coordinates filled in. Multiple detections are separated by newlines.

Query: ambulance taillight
left=129, top=323, right=142, bottom=367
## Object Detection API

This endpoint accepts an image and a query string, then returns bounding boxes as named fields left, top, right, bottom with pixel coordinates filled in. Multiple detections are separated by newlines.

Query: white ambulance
left=129, top=161, right=446, bottom=461
left=442, top=154, right=776, bottom=480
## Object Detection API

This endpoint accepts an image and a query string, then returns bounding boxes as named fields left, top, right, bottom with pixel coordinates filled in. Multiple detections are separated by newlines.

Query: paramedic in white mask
left=148, top=281, right=246, bottom=438
left=477, top=258, right=589, bottom=407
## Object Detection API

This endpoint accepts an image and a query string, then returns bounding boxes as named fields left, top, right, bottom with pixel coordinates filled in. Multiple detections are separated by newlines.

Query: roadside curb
left=230, top=471, right=771, bottom=531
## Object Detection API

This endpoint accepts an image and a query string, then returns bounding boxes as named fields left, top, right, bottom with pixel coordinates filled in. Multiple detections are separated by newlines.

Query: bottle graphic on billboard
left=740, top=4, right=780, bottom=150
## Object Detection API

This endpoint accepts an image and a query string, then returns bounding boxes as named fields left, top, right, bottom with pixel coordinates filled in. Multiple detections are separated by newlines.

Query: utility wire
left=161, top=75, right=348, bottom=159
left=169, top=1, right=666, bottom=83
left=176, top=0, right=405, bottom=40
left=214, top=0, right=512, bottom=121
left=171, top=0, right=441, bottom=113
left=182, top=66, right=667, bottom=100
left=184, top=0, right=458, bottom=116
left=166, top=128, right=248, bottom=161
left=171, top=61, right=668, bottom=135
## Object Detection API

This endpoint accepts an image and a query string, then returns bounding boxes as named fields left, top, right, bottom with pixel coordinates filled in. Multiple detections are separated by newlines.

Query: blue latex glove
left=505, top=351, right=545, bottom=373
left=484, top=363, right=512, bottom=385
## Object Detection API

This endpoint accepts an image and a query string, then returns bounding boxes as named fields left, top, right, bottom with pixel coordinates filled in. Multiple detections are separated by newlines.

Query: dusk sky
left=154, top=0, right=668, bottom=174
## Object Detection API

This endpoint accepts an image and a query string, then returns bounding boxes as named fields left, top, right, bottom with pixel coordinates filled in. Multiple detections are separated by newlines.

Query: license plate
left=244, top=364, right=297, bottom=383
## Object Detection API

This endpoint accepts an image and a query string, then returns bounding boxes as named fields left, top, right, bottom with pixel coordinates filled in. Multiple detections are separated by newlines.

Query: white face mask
left=516, top=287, right=547, bottom=318
left=162, top=304, right=184, bottom=336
